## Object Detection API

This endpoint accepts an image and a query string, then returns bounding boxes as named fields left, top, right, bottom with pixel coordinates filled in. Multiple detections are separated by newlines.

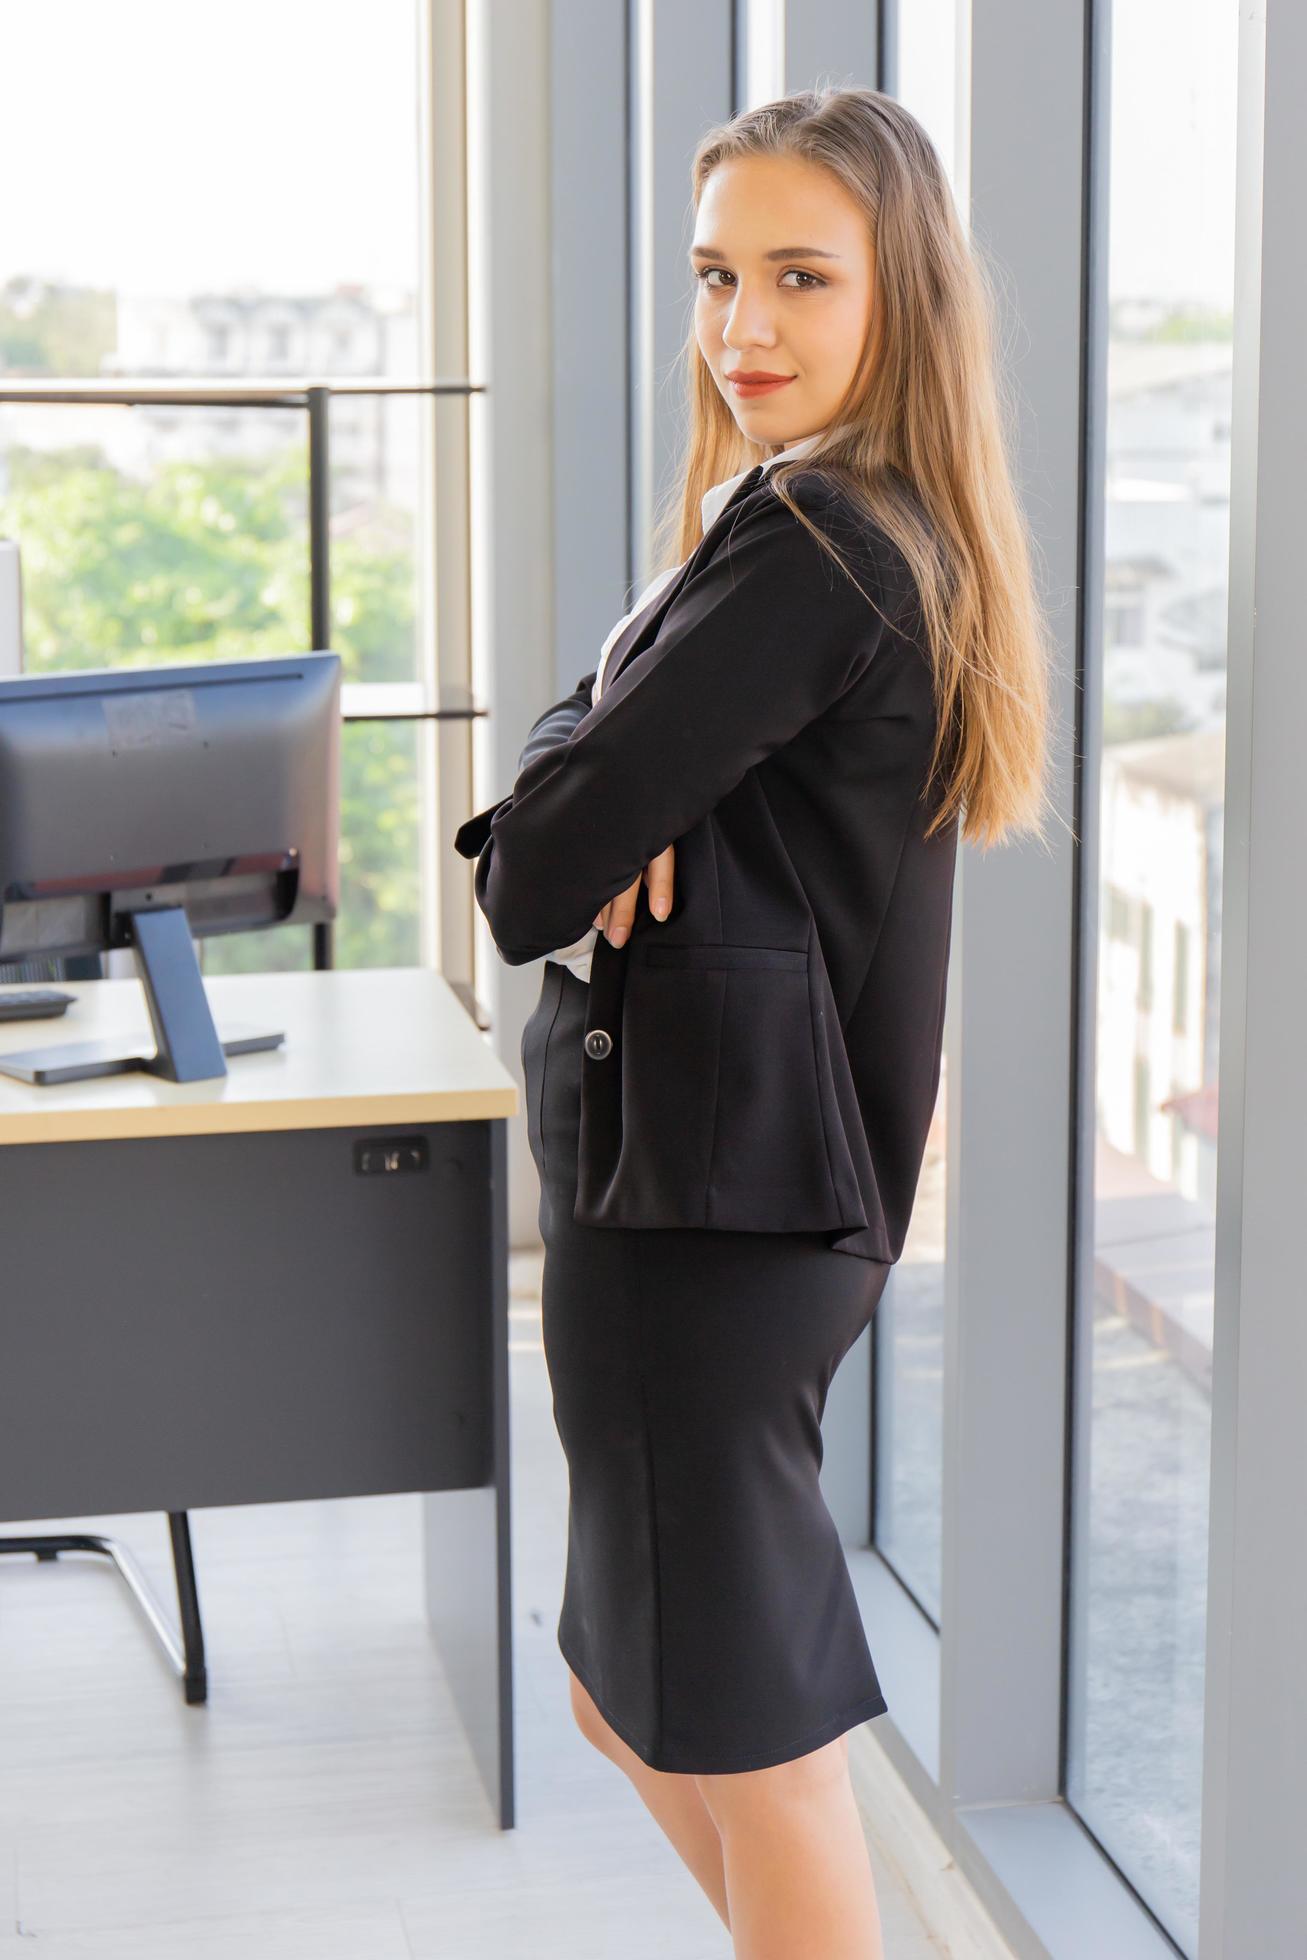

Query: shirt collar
left=699, top=429, right=829, bottom=534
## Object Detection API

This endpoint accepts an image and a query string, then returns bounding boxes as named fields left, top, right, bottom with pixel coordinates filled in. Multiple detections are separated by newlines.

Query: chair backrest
left=0, top=954, right=104, bottom=983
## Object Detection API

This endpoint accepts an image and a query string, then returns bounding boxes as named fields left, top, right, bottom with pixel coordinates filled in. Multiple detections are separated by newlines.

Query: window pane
left=0, top=408, right=427, bottom=972
left=1069, top=2, right=1238, bottom=1947
left=894, top=0, right=967, bottom=193
left=202, top=719, right=423, bottom=977
left=324, top=391, right=428, bottom=688
left=874, top=0, right=968, bottom=1627
left=0, top=0, right=421, bottom=381
left=1, top=408, right=309, bottom=673
left=0, top=0, right=435, bottom=977
left=873, top=1052, right=949, bottom=1622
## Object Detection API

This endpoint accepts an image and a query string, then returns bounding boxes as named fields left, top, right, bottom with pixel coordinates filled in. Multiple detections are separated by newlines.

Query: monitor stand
left=0, top=905, right=285, bottom=1086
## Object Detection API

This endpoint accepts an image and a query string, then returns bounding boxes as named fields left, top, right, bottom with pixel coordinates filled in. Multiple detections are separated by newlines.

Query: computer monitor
left=0, top=652, right=340, bottom=1086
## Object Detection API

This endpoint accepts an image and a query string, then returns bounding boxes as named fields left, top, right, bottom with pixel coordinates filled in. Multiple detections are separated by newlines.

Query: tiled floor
left=0, top=1246, right=979, bottom=1957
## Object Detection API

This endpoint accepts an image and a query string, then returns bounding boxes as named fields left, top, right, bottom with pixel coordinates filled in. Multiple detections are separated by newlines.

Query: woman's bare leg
left=566, top=1667, right=732, bottom=1932
left=695, top=1734, right=883, bottom=1959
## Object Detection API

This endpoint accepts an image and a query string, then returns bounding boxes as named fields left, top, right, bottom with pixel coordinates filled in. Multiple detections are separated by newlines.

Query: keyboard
left=0, top=988, right=75, bottom=1021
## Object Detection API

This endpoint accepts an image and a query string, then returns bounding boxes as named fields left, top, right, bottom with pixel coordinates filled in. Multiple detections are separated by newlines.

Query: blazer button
left=584, top=1027, right=613, bottom=1059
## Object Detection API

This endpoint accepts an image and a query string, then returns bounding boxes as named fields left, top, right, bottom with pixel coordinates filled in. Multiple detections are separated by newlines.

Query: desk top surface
left=0, top=967, right=518, bottom=1145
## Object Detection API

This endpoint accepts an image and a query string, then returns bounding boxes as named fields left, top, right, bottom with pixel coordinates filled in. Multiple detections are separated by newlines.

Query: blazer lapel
left=601, top=463, right=765, bottom=694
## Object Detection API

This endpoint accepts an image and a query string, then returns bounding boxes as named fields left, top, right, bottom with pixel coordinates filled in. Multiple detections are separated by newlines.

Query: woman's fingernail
left=652, top=897, right=668, bottom=919
left=608, top=925, right=627, bottom=946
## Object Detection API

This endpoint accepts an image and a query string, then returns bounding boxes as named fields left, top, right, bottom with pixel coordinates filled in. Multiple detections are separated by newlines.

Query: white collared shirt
left=544, top=429, right=828, bottom=982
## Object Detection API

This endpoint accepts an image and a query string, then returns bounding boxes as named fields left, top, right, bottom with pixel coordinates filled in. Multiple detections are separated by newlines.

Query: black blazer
left=453, top=464, right=958, bottom=1264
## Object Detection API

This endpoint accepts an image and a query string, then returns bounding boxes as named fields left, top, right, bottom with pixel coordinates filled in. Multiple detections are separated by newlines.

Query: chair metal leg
left=0, top=1511, right=208, bottom=1704
left=166, top=1510, right=208, bottom=1703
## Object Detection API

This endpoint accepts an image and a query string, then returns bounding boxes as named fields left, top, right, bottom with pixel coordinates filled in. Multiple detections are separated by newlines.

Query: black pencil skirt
left=523, top=957, right=892, bottom=1775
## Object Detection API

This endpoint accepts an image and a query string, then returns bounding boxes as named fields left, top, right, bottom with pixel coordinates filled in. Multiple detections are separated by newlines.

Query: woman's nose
left=721, top=285, right=780, bottom=348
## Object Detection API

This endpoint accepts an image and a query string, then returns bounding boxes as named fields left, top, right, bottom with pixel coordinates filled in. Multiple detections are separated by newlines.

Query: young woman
left=456, top=85, right=1051, bottom=1960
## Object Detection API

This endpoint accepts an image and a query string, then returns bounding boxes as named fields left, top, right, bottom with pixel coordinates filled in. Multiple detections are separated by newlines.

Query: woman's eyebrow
left=688, top=244, right=843, bottom=261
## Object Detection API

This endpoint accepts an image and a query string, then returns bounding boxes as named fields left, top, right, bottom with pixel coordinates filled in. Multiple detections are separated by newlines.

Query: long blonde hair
left=656, top=85, right=1055, bottom=849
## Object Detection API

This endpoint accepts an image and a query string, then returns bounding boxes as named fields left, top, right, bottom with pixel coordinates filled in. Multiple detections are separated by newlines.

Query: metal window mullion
left=941, top=0, right=1087, bottom=1884
left=1199, top=2, right=1307, bottom=1952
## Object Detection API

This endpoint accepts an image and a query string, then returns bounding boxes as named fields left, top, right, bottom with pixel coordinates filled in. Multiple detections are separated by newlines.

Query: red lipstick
left=724, top=369, right=795, bottom=399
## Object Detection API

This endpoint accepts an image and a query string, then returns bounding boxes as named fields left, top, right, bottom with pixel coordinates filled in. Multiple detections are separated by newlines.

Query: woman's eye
left=694, top=267, right=824, bottom=291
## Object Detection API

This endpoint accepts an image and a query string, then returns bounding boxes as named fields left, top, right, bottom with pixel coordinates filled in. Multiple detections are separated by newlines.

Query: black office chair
left=0, top=951, right=208, bottom=1703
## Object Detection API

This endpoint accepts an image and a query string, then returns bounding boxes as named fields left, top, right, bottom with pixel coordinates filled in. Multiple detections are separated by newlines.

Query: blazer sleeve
left=451, top=666, right=598, bottom=864
left=453, top=484, right=890, bottom=966
left=515, top=667, right=598, bottom=773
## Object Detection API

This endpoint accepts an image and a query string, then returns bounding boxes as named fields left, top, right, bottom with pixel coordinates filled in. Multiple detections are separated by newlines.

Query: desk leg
left=421, top=1117, right=515, bottom=1829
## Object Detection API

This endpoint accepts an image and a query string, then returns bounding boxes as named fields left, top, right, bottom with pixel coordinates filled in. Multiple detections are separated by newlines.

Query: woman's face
left=691, top=152, right=877, bottom=454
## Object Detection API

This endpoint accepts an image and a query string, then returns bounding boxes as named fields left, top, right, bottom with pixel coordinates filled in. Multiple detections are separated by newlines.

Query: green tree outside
left=0, top=438, right=420, bottom=973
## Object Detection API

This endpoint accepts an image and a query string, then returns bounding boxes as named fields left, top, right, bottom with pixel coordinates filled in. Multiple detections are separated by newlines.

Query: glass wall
left=1068, top=1, right=1238, bottom=1948
left=0, top=0, right=431, bottom=973
left=873, top=0, right=968, bottom=1628
left=0, top=0, right=422, bottom=378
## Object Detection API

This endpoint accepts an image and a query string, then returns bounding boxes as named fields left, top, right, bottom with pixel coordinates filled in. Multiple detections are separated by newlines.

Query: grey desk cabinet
left=0, top=966, right=519, bottom=1828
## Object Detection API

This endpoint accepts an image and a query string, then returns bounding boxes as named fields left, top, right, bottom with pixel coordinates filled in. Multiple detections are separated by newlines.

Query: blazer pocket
left=641, top=943, right=808, bottom=973
left=575, top=936, right=852, bottom=1235
left=700, top=949, right=838, bottom=1220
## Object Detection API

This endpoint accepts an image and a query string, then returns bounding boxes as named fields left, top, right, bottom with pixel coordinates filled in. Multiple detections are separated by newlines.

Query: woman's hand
left=594, top=843, right=675, bottom=947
